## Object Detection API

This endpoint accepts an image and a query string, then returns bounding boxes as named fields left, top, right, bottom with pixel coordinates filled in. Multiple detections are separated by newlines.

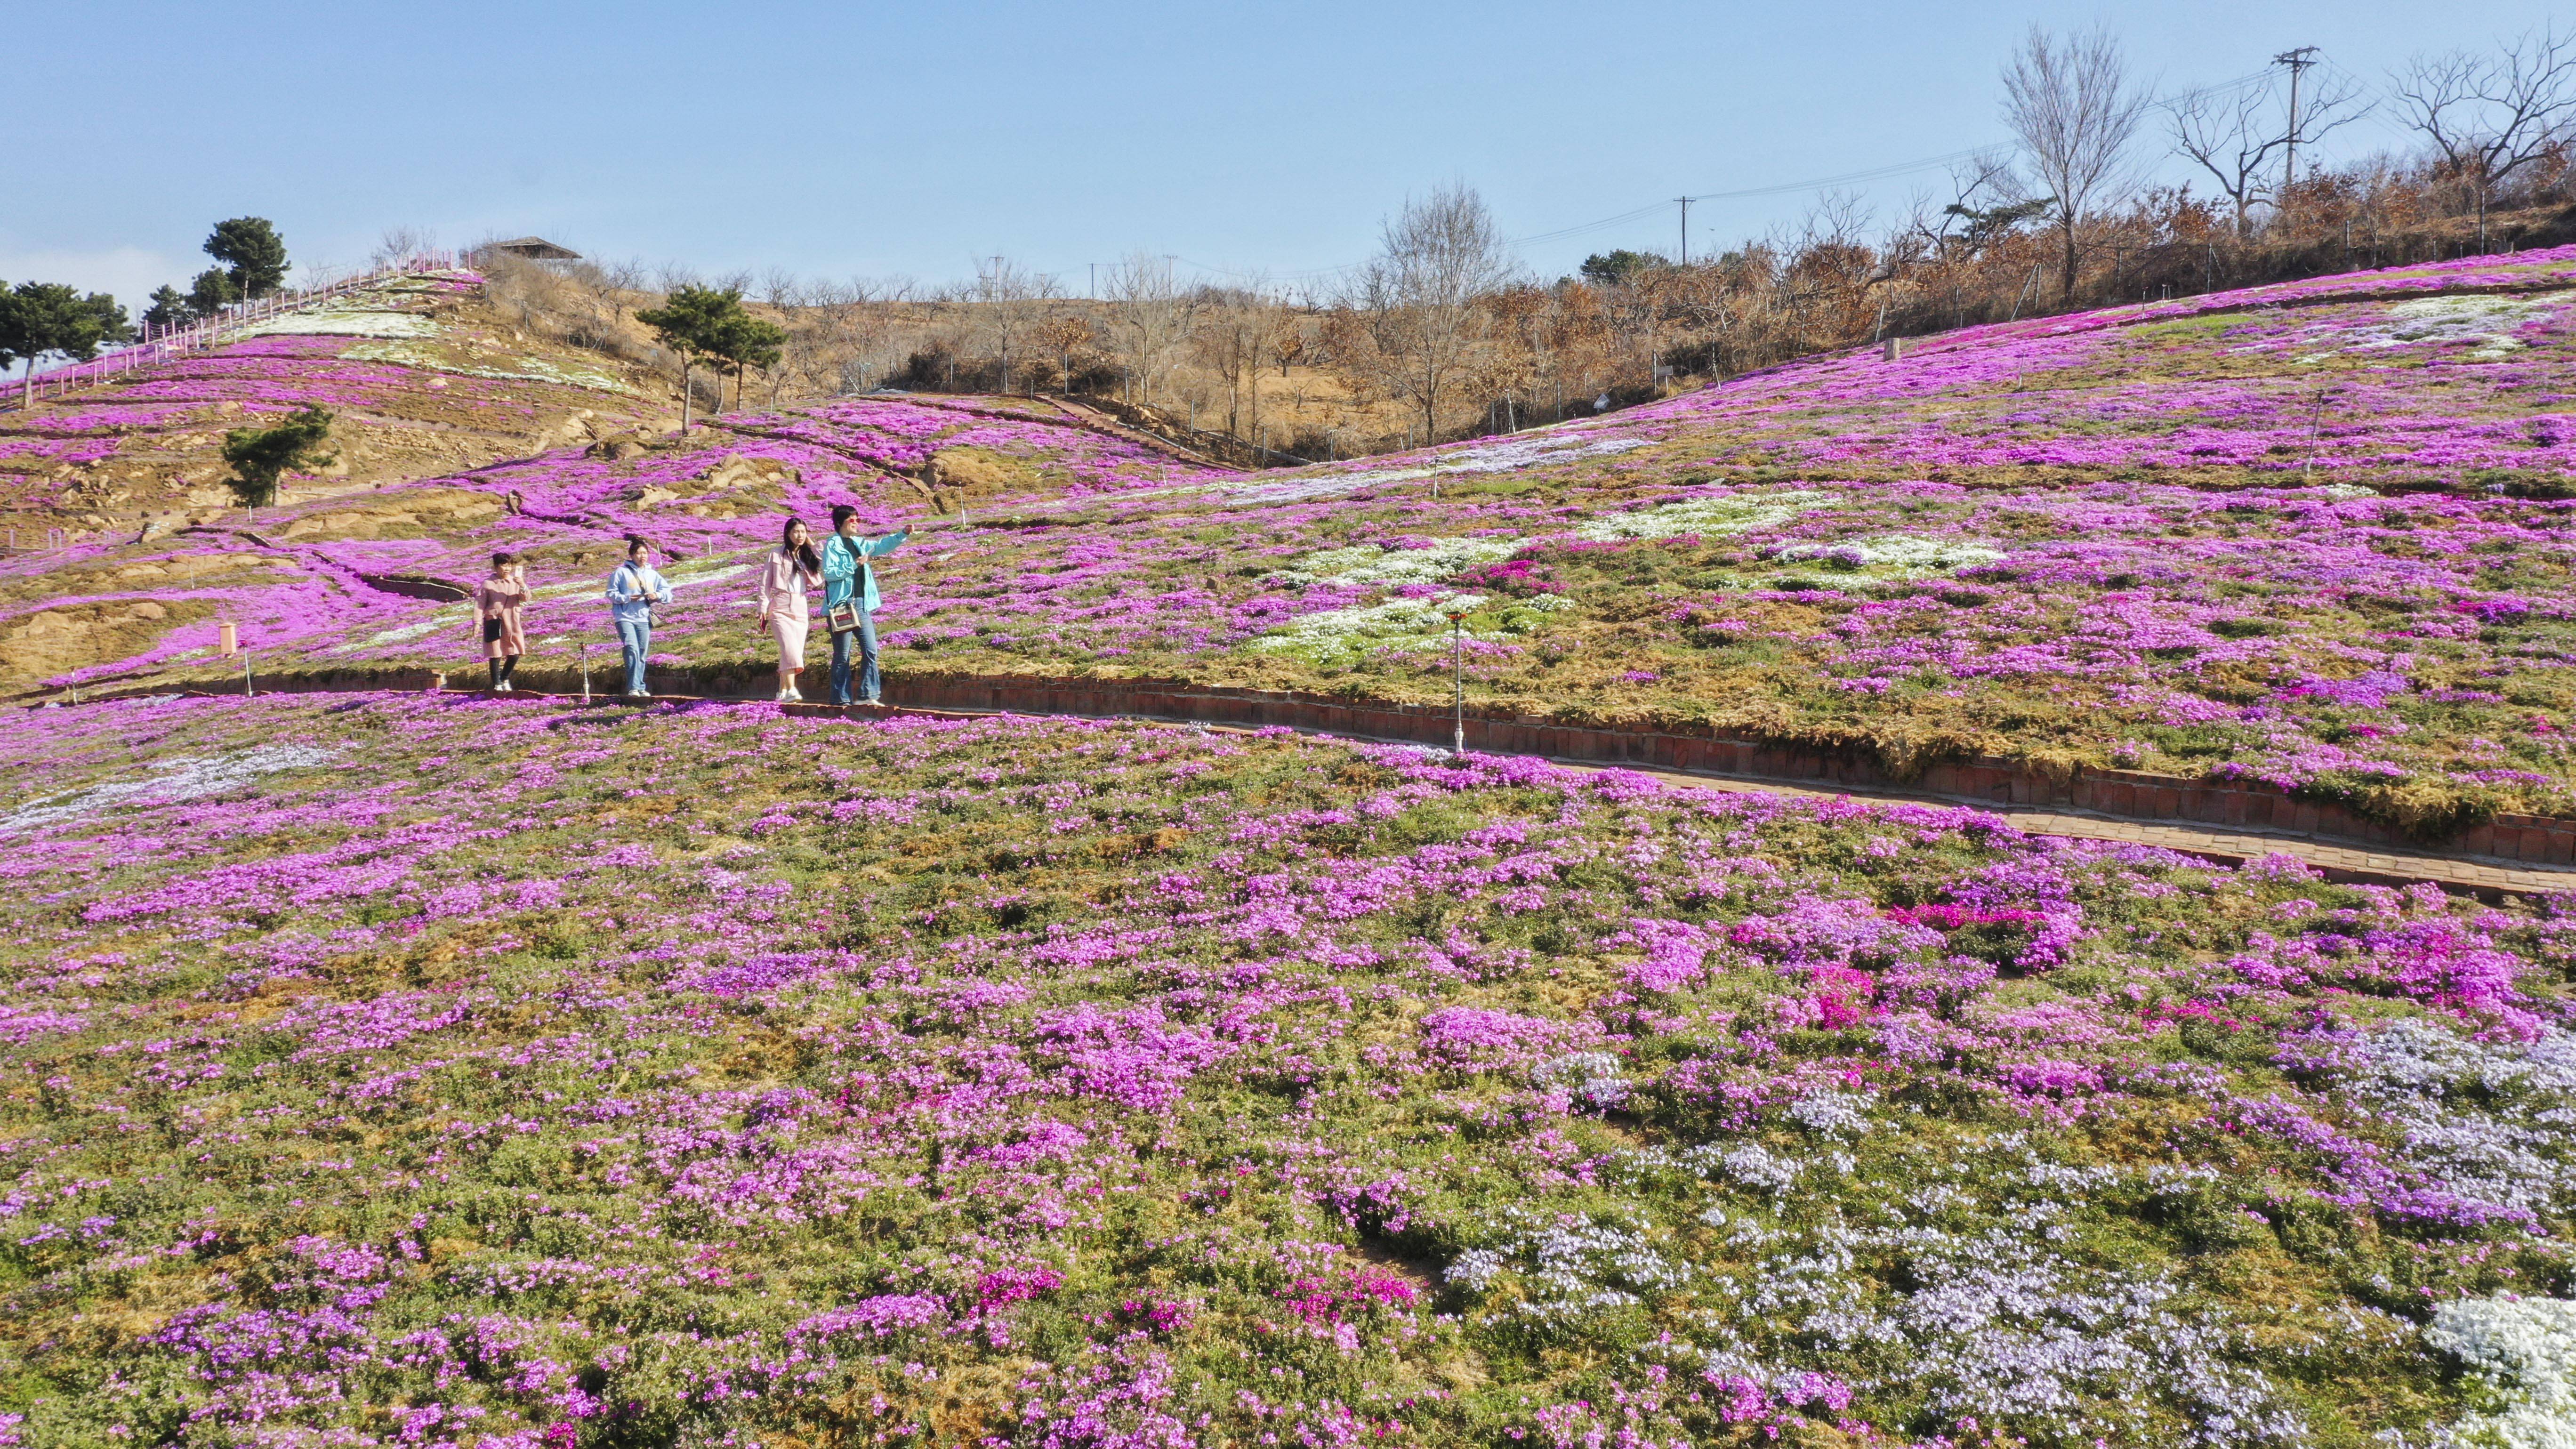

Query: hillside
left=0, top=270, right=682, bottom=529
left=8, top=689, right=2572, bottom=1449
left=17, top=249, right=2576, bottom=831
left=9, top=249, right=2576, bottom=1449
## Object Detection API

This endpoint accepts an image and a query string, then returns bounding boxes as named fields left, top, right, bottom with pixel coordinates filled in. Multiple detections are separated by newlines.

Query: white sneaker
left=786, top=687, right=803, bottom=702
left=775, top=687, right=791, bottom=701
left=497, top=680, right=514, bottom=692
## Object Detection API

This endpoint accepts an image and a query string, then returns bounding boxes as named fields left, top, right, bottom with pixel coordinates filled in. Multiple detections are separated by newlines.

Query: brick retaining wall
left=61, top=662, right=2576, bottom=872
left=877, top=673, right=2576, bottom=869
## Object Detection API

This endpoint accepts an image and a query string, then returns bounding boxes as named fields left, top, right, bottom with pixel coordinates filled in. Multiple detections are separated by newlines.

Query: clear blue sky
left=4, top=0, right=2563, bottom=307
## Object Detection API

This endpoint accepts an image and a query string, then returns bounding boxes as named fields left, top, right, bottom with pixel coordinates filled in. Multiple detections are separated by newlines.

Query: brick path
left=856, top=698, right=2576, bottom=902
left=73, top=677, right=2576, bottom=902
left=1544, top=761, right=2576, bottom=902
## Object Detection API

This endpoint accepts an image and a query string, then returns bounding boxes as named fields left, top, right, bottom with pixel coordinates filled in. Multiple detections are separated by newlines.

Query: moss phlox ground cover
left=6, top=694, right=2576, bottom=1445
left=24, top=250, right=2576, bottom=829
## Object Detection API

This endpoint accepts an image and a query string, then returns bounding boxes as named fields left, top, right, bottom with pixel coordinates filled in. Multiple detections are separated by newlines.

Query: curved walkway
left=60, top=671, right=2576, bottom=903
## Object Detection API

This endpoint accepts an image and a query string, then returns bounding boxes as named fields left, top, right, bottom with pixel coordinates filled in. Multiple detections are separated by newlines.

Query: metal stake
left=580, top=642, right=592, bottom=703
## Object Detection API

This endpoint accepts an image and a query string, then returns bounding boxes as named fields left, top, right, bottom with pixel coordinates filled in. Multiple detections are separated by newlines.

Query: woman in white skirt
left=757, top=517, right=824, bottom=700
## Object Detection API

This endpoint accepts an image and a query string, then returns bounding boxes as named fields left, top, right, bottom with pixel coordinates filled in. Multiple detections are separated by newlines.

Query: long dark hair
left=781, top=516, right=821, bottom=572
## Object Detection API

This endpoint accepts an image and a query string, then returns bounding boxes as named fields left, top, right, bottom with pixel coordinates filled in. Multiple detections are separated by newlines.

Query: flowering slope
left=1609, top=246, right=2576, bottom=488
left=24, top=251, right=2576, bottom=824
left=6, top=693, right=2576, bottom=1446
left=0, top=273, right=668, bottom=519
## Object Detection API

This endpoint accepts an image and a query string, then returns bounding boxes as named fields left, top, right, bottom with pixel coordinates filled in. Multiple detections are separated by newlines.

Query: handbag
left=825, top=600, right=863, bottom=634
left=483, top=618, right=504, bottom=644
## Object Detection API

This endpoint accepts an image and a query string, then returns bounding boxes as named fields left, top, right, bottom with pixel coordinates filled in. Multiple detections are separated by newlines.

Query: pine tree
left=143, top=285, right=196, bottom=330
left=205, top=217, right=290, bottom=298
left=188, top=268, right=241, bottom=316
left=636, top=284, right=745, bottom=428
left=220, top=406, right=336, bottom=508
left=0, top=282, right=131, bottom=404
left=710, top=309, right=788, bottom=410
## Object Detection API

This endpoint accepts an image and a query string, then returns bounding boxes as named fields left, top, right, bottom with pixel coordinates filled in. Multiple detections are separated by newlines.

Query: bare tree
left=371, top=226, right=439, bottom=271
left=1339, top=182, right=1519, bottom=442
left=1102, top=252, right=1193, bottom=405
left=1032, top=312, right=1095, bottom=392
left=1189, top=283, right=1293, bottom=444
left=2392, top=27, right=2576, bottom=246
left=968, top=256, right=1063, bottom=394
left=2170, top=71, right=2369, bottom=237
left=2002, top=25, right=2153, bottom=300
left=759, top=267, right=807, bottom=309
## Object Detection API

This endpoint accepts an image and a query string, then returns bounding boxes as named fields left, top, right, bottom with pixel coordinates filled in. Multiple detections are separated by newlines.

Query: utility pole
left=2273, top=47, right=2320, bottom=202
left=1676, top=197, right=1692, bottom=266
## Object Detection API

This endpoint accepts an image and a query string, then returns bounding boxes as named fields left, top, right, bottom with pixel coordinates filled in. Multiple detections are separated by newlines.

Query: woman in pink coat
left=757, top=517, right=824, bottom=701
left=475, top=551, right=530, bottom=691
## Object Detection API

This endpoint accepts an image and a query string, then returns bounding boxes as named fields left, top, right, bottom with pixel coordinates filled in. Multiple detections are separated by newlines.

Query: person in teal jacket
left=820, top=504, right=908, bottom=706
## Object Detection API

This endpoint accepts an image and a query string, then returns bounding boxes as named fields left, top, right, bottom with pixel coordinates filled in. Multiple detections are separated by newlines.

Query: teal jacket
left=821, top=529, right=907, bottom=612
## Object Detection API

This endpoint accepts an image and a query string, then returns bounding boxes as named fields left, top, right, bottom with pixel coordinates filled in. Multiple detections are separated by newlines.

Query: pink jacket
left=758, top=550, right=820, bottom=620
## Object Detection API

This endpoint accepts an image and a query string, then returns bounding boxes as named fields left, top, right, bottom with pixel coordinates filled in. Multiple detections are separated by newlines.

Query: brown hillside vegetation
left=0, top=273, right=684, bottom=533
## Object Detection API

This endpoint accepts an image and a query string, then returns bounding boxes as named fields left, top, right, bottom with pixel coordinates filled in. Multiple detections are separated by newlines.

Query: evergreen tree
left=220, top=406, right=335, bottom=508
left=189, top=268, right=242, bottom=316
left=143, top=284, right=196, bottom=330
left=710, top=309, right=788, bottom=410
left=0, top=282, right=131, bottom=402
left=205, top=217, right=290, bottom=298
left=635, top=284, right=742, bottom=427
left=1578, top=250, right=1667, bottom=286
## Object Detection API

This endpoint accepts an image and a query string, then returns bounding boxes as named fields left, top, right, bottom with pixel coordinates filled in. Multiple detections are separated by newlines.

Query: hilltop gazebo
left=486, top=237, right=582, bottom=261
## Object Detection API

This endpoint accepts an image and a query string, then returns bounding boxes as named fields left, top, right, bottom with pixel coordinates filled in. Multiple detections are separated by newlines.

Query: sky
left=4, top=0, right=2566, bottom=309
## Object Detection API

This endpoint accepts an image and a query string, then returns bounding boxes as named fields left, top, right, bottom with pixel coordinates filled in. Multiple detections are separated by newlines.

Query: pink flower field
left=14, top=250, right=2576, bottom=1448
left=5, top=690, right=2574, bottom=1445
left=21, top=249, right=2576, bottom=828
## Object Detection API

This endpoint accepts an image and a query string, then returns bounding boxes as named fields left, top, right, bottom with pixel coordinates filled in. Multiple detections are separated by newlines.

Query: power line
left=1183, top=65, right=2294, bottom=286
left=1506, top=66, right=2280, bottom=254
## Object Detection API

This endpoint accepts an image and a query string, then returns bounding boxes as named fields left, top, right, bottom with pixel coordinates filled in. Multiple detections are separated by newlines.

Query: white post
left=1449, top=614, right=1466, bottom=753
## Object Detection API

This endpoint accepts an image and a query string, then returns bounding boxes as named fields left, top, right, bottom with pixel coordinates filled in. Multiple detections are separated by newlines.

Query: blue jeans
left=616, top=618, right=652, bottom=695
left=829, top=609, right=878, bottom=704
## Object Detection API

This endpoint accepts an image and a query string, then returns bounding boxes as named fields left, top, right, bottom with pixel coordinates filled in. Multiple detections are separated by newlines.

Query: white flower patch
left=2426, top=1296, right=2576, bottom=1449
left=1280, top=535, right=1523, bottom=588
left=1554, top=1133, right=2325, bottom=1445
left=233, top=307, right=442, bottom=340
left=364, top=610, right=467, bottom=646
left=1106, top=430, right=1649, bottom=514
left=1534, top=1050, right=1631, bottom=1108
left=668, top=562, right=752, bottom=588
left=2318, top=1019, right=2576, bottom=1223
left=1437, top=433, right=1650, bottom=475
left=1787, top=1087, right=1878, bottom=1136
left=1246, top=592, right=1487, bottom=660
left=1576, top=490, right=1839, bottom=541
left=342, top=342, right=632, bottom=394
left=1718, top=1142, right=1804, bottom=1193
left=1769, top=533, right=2005, bottom=576
left=0, top=745, right=336, bottom=836
left=2297, top=290, right=2570, bottom=363
left=1443, top=1205, right=1692, bottom=1324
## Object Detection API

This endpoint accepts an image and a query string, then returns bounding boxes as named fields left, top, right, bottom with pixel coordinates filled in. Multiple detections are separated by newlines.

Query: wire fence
left=0, top=250, right=464, bottom=414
